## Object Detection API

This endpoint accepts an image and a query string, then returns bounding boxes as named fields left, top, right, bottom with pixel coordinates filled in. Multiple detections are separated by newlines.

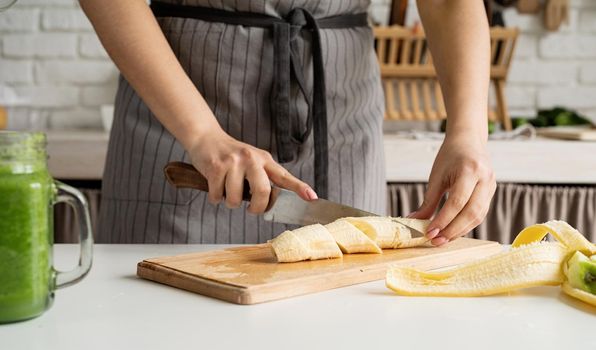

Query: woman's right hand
left=186, top=129, right=317, bottom=214
left=79, top=1, right=316, bottom=214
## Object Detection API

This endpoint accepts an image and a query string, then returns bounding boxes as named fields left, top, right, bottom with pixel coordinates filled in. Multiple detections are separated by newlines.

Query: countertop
left=1, top=244, right=594, bottom=350
left=45, top=131, right=596, bottom=184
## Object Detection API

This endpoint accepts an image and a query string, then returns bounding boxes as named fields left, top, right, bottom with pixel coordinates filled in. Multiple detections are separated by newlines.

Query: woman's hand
left=408, top=136, right=496, bottom=246
left=186, top=129, right=317, bottom=214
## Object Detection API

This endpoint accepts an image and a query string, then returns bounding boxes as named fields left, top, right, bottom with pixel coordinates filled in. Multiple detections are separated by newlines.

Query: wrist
left=446, top=128, right=487, bottom=142
left=445, top=118, right=488, bottom=146
left=178, top=117, right=224, bottom=153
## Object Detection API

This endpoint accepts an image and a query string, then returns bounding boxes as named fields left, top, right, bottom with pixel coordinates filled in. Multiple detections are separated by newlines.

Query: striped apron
left=97, top=0, right=386, bottom=244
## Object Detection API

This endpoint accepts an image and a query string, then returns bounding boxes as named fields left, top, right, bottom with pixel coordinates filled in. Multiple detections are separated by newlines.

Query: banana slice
left=271, top=217, right=431, bottom=263
left=393, top=217, right=431, bottom=248
left=393, top=217, right=431, bottom=235
left=269, top=230, right=310, bottom=263
left=325, top=219, right=382, bottom=254
left=271, top=224, right=342, bottom=263
left=346, top=216, right=429, bottom=249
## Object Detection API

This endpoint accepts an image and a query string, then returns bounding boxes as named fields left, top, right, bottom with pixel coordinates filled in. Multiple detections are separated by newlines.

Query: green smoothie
left=0, top=132, right=54, bottom=323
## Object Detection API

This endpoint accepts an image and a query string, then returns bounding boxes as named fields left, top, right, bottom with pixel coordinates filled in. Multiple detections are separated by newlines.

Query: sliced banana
left=347, top=216, right=430, bottom=248
left=393, top=217, right=431, bottom=248
left=393, top=217, right=431, bottom=235
left=269, top=230, right=310, bottom=263
left=270, top=224, right=342, bottom=263
left=271, top=217, right=431, bottom=263
left=325, top=219, right=382, bottom=254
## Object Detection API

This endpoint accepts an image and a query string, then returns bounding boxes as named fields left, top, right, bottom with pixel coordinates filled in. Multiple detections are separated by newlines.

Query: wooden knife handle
left=164, top=161, right=252, bottom=201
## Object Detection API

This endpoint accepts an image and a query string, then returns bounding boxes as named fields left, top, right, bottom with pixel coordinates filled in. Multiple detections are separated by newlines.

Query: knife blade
left=262, top=187, right=375, bottom=225
left=163, top=161, right=424, bottom=236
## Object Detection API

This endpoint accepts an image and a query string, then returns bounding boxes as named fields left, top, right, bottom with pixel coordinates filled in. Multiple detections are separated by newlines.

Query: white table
left=1, top=245, right=594, bottom=350
left=383, top=135, right=596, bottom=184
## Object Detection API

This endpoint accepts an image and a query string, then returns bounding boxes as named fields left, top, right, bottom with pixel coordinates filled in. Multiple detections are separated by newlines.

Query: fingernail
left=406, top=210, right=417, bottom=218
left=305, top=188, right=318, bottom=200
left=431, top=236, right=448, bottom=246
left=426, top=228, right=440, bottom=239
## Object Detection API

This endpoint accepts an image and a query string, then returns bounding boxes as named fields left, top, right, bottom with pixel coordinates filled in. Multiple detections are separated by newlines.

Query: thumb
left=408, top=181, right=444, bottom=219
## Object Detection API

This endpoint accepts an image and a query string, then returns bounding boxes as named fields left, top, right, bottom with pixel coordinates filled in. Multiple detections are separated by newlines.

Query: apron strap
left=150, top=1, right=369, bottom=199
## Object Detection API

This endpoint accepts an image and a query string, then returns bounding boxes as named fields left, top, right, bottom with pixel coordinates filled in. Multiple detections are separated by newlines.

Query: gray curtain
left=388, top=182, right=596, bottom=244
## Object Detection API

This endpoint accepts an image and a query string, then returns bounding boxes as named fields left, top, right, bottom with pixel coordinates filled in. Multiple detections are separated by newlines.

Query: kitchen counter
left=45, top=131, right=596, bottom=184
left=1, top=244, right=594, bottom=350
left=384, top=136, right=596, bottom=184
left=46, top=131, right=109, bottom=180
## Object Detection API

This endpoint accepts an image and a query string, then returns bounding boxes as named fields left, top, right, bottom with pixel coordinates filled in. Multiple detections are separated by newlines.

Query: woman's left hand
left=408, top=136, right=496, bottom=246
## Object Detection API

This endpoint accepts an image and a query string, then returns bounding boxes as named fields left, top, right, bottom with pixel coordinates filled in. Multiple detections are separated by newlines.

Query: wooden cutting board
left=537, top=127, right=596, bottom=141
left=137, top=238, right=501, bottom=305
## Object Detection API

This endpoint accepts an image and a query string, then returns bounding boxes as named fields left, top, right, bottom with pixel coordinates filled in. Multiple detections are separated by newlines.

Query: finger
left=439, top=179, right=495, bottom=242
left=265, top=162, right=317, bottom=201
left=431, top=235, right=448, bottom=247
left=408, top=179, right=445, bottom=220
left=428, top=174, right=477, bottom=236
left=207, top=166, right=226, bottom=204
left=245, top=165, right=272, bottom=214
left=224, top=164, right=244, bottom=209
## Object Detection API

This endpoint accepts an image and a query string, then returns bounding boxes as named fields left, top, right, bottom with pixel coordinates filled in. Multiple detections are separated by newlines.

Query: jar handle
left=53, top=181, right=94, bottom=289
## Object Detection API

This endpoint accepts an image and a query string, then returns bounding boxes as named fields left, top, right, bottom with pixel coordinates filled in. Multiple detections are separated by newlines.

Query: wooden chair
left=374, top=26, right=519, bottom=130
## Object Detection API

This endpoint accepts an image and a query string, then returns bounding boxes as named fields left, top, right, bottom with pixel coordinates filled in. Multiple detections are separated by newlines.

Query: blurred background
left=1, top=0, right=595, bottom=243
left=1, top=0, right=595, bottom=131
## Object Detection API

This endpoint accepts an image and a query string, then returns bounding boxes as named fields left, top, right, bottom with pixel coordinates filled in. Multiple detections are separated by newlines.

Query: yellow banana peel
left=386, top=220, right=596, bottom=307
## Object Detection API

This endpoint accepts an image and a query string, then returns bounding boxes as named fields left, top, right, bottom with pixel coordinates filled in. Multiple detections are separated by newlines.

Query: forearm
left=417, top=0, right=490, bottom=144
left=79, top=0, right=221, bottom=151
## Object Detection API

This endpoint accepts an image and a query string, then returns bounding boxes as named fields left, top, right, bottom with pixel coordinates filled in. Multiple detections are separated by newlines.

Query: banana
left=512, top=220, right=596, bottom=255
left=270, top=216, right=430, bottom=262
left=393, top=217, right=431, bottom=234
left=562, top=282, right=596, bottom=306
left=393, top=217, right=431, bottom=248
left=347, top=216, right=430, bottom=248
left=386, top=220, right=596, bottom=307
left=270, top=224, right=342, bottom=263
left=325, top=219, right=382, bottom=254
left=386, top=242, right=566, bottom=296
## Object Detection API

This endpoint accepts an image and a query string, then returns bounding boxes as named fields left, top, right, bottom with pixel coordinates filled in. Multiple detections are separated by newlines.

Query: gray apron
left=97, top=0, right=386, bottom=244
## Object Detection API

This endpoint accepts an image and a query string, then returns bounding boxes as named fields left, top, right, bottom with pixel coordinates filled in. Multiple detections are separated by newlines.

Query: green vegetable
left=488, top=120, right=496, bottom=134
left=565, top=251, right=596, bottom=295
left=511, top=117, right=529, bottom=129
left=439, top=119, right=496, bottom=134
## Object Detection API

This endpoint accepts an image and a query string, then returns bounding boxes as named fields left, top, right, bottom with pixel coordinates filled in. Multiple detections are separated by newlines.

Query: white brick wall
left=1, top=0, right=595, bottom=130
left=0, top=1, right=116, bottom=129
left=503, top=2, right=596, bottom=122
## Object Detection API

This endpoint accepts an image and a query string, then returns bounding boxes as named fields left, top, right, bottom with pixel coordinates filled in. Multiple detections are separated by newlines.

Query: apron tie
left=272, top=8, right=328, bottom=198
left=150, top=2, right=369, bottom=199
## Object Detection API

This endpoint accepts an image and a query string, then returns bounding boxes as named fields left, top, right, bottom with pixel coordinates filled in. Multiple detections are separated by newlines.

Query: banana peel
left=386, top=220, right=596, bottom=307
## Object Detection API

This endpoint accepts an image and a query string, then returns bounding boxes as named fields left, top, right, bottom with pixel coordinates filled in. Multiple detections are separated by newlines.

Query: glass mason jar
left=0, top=131, right=93, bottom=323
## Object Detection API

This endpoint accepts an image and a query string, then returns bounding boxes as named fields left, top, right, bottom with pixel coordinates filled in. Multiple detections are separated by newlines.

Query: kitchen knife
left=163, top=162, right=424, bottom=236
